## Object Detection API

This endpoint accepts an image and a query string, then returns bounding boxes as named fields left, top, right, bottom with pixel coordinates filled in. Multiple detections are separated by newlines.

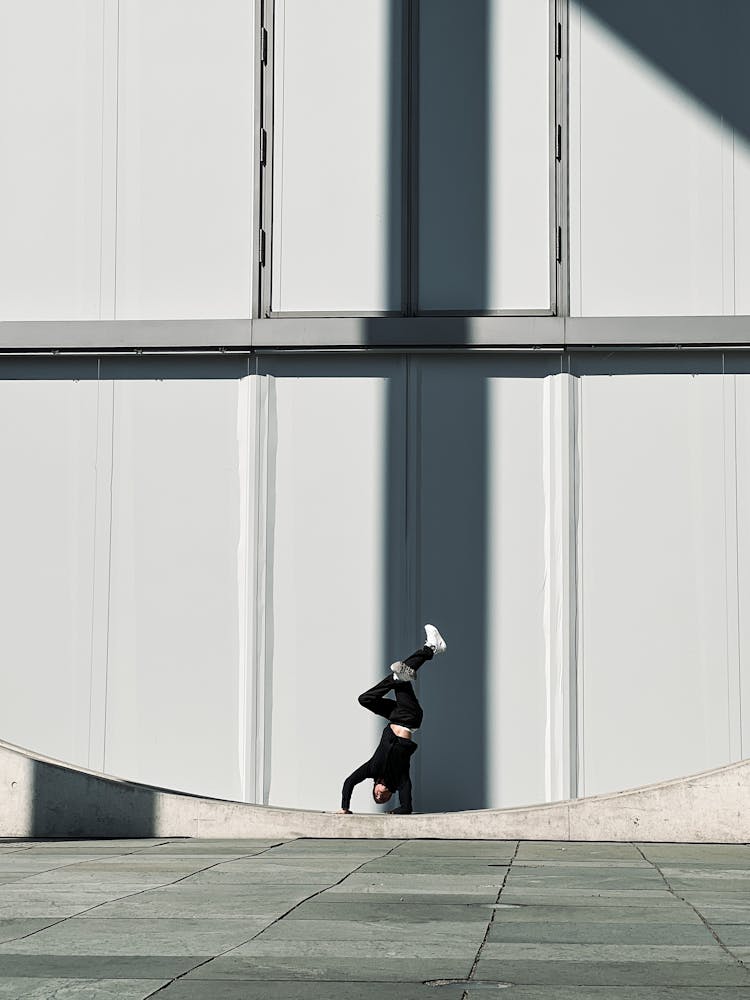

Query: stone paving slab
left=0, top=917, right=272, bottom=955
left=0, top=838, right=749, bottom=998
left=489, top=903, right=704, bottom=923
left=715, top=927, right=750, bottom=946
left=184, top=954, right=475, bottom=981
left=505, top=873, right=664, bottom=890
left=516, top=843, right=644, bottom=862
left=0, top=889, right=142, bottom=918
left=288, top=899, right=492, bottom=921
left=153, top=983, right=467, bottom=999
left=327, top=873, right=505, bottom=893
left=0, top=979, right=169, bottom=999
left=0, top=955, right=207, bottom=978
left=289, top=892, right=499, bottom=908
left=639, top=846, right=750, bottom=866
left=486, top=921, right=716, bottom=944
left=75, top=884, right=328, bottom=918
left=152, top=986, right=750, bottom=1000
left=0, top=919, right=59, bottom=944
left=230, top=937, right=479, bottom=958
left=691, top=905, right=750, bottom=923
left=476, top=991, right=750, bottom=999
left=184, top=867, right=346, bottom=885
left=357, top=859, right=510, bottom=875
left=390, top=840, right=518, bottom=859
left=481, top=943, right=729, bottom=962
left=474, top=958, right=750, bottom=986
left=257, top=917, right=487, bottom=942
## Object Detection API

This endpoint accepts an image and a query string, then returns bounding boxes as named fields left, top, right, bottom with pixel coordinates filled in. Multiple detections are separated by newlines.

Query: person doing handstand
left=338, top=624, right=447, bottom=815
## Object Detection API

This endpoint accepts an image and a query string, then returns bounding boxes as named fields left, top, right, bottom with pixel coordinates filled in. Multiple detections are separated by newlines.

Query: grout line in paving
left=141, top=839, right=409, bottom=999
left=633, top=841, right=750, bottom=976
left=461, top=838, right=520, bottom=992
left=0, top=838, right=289, bottom=948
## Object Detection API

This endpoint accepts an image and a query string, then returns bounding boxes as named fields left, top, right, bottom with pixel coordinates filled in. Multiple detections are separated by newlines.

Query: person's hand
left=336, top=808, right=352, bottom=814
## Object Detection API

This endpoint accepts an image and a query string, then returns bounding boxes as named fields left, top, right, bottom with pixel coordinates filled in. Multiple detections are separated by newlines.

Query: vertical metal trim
left=406, top=1, right=420, bottom=316
left=567, top=372, right=580, bottom=798
left=258, top=0, right=275, bottom=317
left=573, top=370, right=584, bottom=796
left=554, top=0, right=570, bottom=317
left=251, top=0, right=264, bottom=317
left=722, top=371, right=742, bottom=761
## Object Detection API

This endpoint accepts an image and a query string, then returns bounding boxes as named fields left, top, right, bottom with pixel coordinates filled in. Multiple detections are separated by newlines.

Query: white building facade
left=1, top=0, right=749, bottom=815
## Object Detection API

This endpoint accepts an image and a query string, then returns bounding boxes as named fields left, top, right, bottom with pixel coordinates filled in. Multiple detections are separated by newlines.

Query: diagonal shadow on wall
left=577, top=0, right=750, bottom=143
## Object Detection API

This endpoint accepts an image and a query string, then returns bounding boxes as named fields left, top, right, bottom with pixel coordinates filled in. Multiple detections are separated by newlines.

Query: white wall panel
left=266, top=371, right=398, bottom=811
left=105, top=380, right=244, bottom=798
left=571, top=4, right=728, bottom=316
left=416, top=360, right=557, bottom=810
left=485, top=375, right=551, bottom=806
left=0, top=382, right=98, bottom=763
left=579, top=375, right=732, bottom=794
left=116, top=0, right=254, bottom=318
left=734, top=376, right=750, bottom=757
left=0, top=2, right=104, bottom=319
left=272, top=1, right=401, bottom=313
left=735, top=137, right=750, bottom=316
left=418, top=0, right=551, bottom=312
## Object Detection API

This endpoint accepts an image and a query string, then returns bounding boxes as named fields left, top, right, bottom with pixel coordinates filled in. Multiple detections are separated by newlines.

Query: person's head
left=372, top=782, right=392, bottom=805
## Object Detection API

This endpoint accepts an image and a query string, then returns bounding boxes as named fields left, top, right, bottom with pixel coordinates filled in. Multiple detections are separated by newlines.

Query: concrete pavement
left=0, top=837, right=749, bottom=998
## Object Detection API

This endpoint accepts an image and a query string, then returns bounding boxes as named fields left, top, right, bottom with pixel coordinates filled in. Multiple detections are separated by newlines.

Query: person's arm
left=341, top=761, right=370, bottom=811
left=390, top=771, right=413, bottom=814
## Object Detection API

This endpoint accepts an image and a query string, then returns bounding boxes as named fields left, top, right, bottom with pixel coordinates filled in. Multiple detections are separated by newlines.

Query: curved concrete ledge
left=1, top=738, right=748, bottom=841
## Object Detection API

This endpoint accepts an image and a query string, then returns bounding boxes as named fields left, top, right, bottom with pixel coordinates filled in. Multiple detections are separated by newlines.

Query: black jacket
left=341, top=725, right=418, bottom=813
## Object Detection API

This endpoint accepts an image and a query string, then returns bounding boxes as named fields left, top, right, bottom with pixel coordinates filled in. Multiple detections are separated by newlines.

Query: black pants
left=357, top=646, right=434, bottom=729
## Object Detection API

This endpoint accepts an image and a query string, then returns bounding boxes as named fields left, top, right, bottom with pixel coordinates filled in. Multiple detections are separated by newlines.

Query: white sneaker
left=424, top=624, right=446, bottom=654
left=391, top=660, right=416, bottom=682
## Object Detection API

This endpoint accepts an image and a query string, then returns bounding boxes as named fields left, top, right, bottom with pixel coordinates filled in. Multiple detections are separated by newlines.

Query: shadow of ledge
left=2, top=737, right=748, bottom=842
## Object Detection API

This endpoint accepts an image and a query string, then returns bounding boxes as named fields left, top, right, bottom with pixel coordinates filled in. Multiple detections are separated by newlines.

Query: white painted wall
left=0, top=380, right=99, bottom=762
left=0, top=0, right=254, bottom=322
left=734, top=375, right=750, bottom=759
left=0, top=1, right=104, bottom=320
left=578, top=375, right=734, bottom=794
left=261, top=365, right=400, bottom=811
left=115, top=0, right=254, bottom=319
left=1, top=361, right=749, bottom=810
left=418, top=0, right=551, bottom=312
left=271, top=0, right=401, bottom=313
left=570, top=1, right=748, bottom=317
left=104, top=379, right=245, bottom=798
left=415, top=360, right=560, bottom=811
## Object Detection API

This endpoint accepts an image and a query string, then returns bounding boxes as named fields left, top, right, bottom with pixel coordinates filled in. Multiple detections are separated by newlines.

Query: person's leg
left=358, top=674, right=399, bottom=720
left=402, top=645, right=434, bottom=673
left=390, top=679, right=424, bottom=729
left=391, top=645, right=434, bottom=683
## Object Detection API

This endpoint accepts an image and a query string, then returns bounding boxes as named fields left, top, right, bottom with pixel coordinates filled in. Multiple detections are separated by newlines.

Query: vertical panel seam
left=733, top=372, right=743, bottom=758
left=112, top=0, right=121, bottom=317
left=236, top=377, right=252, bottom=801
left=575, top=374, right=584, bottom=796
left=87, top=368, right=101, bottom=767
left=101, top=381, right=116, bottom=773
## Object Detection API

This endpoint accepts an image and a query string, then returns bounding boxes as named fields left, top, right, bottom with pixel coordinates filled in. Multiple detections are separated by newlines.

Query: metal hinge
left=556, top=226, right=562, bottom=263
left=555, top=21, right=562, bottom=60
left=260, top=27, right=268, bottom=65
left=260, top=128, right=267, bottom=167
left=259, top=229, right=267, bottom=266
left=556, top=123, right=562, bottom=162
